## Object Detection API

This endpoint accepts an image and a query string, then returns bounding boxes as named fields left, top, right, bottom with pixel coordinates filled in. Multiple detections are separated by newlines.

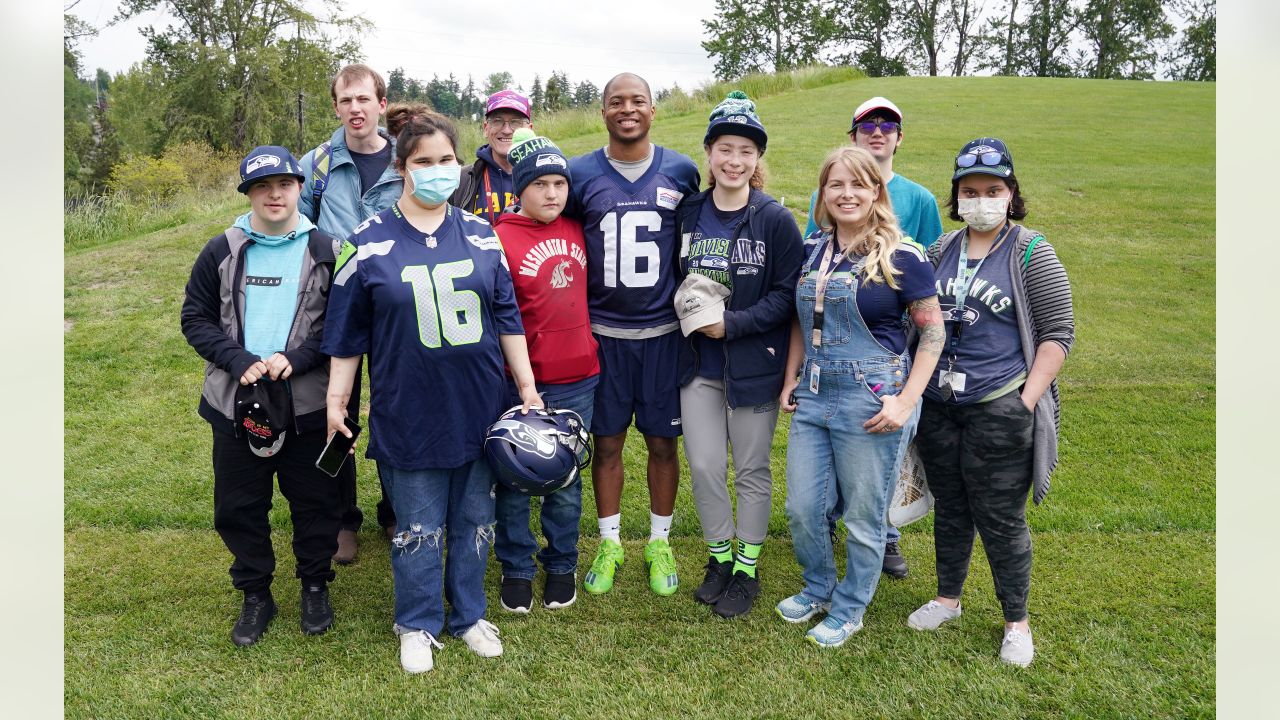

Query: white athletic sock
left=649, top=512, right=672, bottom=541
left=598, top=513, right=621, bottom=543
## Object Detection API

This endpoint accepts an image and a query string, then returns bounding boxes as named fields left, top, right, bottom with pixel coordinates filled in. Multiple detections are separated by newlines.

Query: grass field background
left=64, top=74, right=1215, bottom=718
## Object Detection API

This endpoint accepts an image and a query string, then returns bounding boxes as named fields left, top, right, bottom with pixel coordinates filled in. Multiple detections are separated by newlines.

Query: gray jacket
left=180, top=225, right=338, bottom=436
left=928, top=224, right=1075, bottom=503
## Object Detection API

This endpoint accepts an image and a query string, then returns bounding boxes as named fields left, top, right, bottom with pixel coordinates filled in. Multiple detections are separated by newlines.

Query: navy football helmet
left=484, top=406, right=592, bottom=496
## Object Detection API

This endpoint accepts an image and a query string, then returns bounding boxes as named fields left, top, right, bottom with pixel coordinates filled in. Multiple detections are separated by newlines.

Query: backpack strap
left=308, top=141, right=333, bottom=224
left=1023, top=234, right=1045, bottom=269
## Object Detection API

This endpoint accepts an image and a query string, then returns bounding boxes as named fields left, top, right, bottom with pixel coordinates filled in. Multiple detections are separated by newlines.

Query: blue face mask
left=409, top=164, right=461, bottom=205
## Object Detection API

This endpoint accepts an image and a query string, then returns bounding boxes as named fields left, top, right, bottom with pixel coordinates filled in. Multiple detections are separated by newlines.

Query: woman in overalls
left=776, top=146, right=945, bottom=648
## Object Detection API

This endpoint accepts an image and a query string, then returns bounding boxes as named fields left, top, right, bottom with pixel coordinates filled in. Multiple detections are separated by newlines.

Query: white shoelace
left=471, top=619, right=501, bottom=641
left=409, top=630, right=443, bottom=650
left=1003, top=628, right=1029, bottom=646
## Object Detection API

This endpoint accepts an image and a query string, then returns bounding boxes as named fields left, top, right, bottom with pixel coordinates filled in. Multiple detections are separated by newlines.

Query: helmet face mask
left=484, top=406, right=593, bottom=496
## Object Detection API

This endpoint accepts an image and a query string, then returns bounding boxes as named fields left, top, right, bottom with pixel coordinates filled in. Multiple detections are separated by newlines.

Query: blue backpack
left=307, top=141, right=333, bottom=224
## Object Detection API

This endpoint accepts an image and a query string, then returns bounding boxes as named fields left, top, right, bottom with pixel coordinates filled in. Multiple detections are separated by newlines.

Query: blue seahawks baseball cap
left=952, top=137, right=1014, bottom=181
left=238, top=145, right=305, bottom=193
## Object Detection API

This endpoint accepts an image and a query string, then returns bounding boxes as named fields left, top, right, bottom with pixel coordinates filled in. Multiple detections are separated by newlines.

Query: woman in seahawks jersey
left=322, top=112, right=542, bottom=674
left=673, top=92, right=803, bottom=619
left=776, top=146, right=945, bottom=648
left=905, top=138, right=1074, bottom=668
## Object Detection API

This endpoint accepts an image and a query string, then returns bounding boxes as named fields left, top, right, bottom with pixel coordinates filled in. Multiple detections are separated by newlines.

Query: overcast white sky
left=76, top=0, right=722, bottom=94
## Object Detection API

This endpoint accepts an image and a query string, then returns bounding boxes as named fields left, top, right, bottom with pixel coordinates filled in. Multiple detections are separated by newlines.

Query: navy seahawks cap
left=235, top=378, right=294, bottom=457
left=238, top=145, right=305, bottom=194
left=952, top=137, right=1014, bottom=181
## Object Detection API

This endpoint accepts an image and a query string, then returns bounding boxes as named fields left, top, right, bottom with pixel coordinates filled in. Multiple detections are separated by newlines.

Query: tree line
left=702, top=0, right=1215, bottom=82
left=63, top=0, right=1214, bottom=199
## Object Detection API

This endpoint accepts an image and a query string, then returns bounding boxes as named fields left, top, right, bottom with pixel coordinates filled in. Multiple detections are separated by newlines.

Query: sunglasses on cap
left=853, top=121, right=901, bottom=135
left=955, top=149, right=1010, bottom=169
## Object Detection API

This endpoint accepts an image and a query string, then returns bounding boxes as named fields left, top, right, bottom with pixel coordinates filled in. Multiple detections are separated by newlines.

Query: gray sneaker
left=907, top=600, right=962, bottom=630
left=999, top=627, right=1034, bottom=667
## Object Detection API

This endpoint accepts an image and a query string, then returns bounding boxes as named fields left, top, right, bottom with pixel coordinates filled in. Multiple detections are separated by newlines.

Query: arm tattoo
left=918, top=320, right=945, bottom=357
left=910, top=298, right=945, bottom=357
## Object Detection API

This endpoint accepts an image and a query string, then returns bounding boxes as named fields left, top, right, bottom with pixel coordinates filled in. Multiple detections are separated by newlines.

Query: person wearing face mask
left=905, top=138, right=1075, bottom=668
left=322, top=111, right=542, bottom=674
left=673, top=92, right=803, bottom=619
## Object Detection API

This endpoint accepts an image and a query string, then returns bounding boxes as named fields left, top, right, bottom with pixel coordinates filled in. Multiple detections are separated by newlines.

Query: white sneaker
left=908, top=600, right=962, bottom=630
left=1000, top=627, right=1034, bottom=667
left=399, top=630, right=443, bottom=674
left=459, top=618, right=503, bottom=658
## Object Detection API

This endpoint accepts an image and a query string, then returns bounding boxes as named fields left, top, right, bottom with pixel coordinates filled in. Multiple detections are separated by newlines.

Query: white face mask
left=957, top=197, right=1009, bottom=232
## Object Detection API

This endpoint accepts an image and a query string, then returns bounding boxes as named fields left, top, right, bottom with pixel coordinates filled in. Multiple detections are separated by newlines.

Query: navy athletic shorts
left=591, top=332, right=682, bottom=438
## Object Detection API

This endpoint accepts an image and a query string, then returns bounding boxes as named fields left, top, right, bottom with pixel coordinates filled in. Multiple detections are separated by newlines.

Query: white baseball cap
left=852, top=96, right=903, bottom=127
left=674, top=274, right=731, bottom=337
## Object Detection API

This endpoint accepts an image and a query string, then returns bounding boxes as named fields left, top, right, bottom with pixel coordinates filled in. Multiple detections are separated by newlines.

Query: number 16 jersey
left=568, top=146, right=700, bottom=335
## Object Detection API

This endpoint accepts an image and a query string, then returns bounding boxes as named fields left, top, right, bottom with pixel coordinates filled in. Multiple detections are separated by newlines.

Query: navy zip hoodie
left=675, top=187, right=804, bottom=408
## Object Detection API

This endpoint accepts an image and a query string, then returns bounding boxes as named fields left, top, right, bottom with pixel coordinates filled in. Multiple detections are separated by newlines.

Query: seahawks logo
left=245, top=154, right=282, bottom=173
left=490, top=420, right=556, bottom=458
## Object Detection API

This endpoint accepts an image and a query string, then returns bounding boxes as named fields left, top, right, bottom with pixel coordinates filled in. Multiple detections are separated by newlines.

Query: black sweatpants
left=915, top=392, right=1035, bottom=622
left=212, top=428, right=341, bottom=592
left=338, top=362, right=397, bottom=532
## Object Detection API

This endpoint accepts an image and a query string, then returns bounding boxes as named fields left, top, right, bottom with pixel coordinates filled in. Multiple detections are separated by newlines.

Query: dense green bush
left=160, top=140, right=237, bottom=191
left=107, top=155, right=189, bottom=201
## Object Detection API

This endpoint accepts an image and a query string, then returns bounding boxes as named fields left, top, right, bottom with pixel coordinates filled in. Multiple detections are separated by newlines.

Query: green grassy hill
left=64, top=75, right=1214, bottom=719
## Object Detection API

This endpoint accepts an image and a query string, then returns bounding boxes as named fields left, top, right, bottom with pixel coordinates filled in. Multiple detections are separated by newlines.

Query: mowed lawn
left=64, top=75, right=1214, bottom=719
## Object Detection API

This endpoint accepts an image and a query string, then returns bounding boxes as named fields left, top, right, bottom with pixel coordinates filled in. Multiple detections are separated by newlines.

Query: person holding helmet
left=490, top=127, right=600, bottom=614
left=906, top=138, right=1074, bottom=668
left=322, top=111, right=541, bottom=674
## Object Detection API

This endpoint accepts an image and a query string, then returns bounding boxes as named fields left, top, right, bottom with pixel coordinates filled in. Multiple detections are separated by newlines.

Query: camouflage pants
left=916, top=392, right=1034, bottom=622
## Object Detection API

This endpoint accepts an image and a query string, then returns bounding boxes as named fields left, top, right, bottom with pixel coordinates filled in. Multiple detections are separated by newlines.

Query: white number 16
left=599, top=210, right=662, bottom=288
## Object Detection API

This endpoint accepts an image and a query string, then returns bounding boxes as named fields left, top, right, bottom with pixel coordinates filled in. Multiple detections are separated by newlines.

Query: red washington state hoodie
left=493, top=212, right=600, bottom=386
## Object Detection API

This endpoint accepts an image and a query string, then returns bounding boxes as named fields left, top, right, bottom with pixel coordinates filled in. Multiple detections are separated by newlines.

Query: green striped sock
left=733, top=539, right=762, bottom=578
left=707, top=540, right=733, bottom=564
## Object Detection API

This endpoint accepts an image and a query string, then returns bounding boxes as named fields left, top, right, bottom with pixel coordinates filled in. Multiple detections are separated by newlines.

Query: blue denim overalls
left=785, top=239, right=920, bottom=625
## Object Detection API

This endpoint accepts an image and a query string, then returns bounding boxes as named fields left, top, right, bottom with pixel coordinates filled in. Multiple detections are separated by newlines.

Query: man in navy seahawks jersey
left=566, top=73, right=700, bottom=597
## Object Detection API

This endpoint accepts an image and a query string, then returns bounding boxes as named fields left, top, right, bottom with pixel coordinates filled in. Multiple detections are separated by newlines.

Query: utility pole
left=295, top=21, right=304, bottom=151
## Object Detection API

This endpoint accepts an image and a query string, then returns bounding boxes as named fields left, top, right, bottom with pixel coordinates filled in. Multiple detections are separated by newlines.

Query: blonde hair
left=812, top=146, right=904, bottom=289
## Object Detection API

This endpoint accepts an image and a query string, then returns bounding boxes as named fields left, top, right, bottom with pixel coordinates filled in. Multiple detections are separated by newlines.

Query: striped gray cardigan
left=927, top=224, right=1075, bottom=504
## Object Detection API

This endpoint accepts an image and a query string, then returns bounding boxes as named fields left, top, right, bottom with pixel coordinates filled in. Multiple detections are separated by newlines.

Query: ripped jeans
left=379, top=460, right=496, bottom=638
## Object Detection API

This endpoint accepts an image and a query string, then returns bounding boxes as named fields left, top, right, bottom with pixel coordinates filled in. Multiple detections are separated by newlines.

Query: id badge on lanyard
left=940, top=224, right=1010, bottom=399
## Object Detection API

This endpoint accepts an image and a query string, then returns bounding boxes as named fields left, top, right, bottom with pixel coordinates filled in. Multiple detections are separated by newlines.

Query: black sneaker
left=500, top=576, right=533, bottom=614
left=300, top=583, right=333, bottom=636
left=231, top=590, right=277, bottom=647
left=882, top=541, right=909, bottom=579
left=713, top=570, right=761, bottom=619
left=694, top=559, right=735, bottom=605
left=543, top=572, right=577, bottom=610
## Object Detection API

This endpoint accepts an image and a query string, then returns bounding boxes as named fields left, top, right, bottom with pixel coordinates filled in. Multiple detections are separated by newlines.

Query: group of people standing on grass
left=180, top=63, right=1074, bottom=674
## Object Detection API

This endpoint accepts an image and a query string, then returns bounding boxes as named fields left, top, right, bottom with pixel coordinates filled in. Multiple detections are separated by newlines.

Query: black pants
left=915, top=393, right=1034, bottom=622
left=338, top=363, right=397, bottom=532
left=212, top=429, right=341, bottom=592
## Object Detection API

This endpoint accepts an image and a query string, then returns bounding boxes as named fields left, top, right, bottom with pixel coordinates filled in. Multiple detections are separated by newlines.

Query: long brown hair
left=812, top=146, right=904, bottom=289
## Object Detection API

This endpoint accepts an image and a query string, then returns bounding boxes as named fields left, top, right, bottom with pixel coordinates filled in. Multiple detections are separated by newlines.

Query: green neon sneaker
left=584, top=539, right=625, bottom=594
left=644, top=538, right=679, bottom=596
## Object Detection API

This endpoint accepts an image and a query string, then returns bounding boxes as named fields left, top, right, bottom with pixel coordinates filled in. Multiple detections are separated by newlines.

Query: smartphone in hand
left=316, top=417, right=361, bottom=477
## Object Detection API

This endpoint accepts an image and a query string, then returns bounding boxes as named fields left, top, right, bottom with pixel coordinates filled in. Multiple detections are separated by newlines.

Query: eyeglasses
left=955, top=150, right=1009, bottom=169
left=487, top=118, right=530, bottom=130
left=853, top=121, right=900, bottom=135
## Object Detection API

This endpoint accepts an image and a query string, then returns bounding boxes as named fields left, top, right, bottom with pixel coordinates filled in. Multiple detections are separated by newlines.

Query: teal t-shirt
left=804, top=173, right=943, bottom=248
left=235, top=212, right=314, bottom=359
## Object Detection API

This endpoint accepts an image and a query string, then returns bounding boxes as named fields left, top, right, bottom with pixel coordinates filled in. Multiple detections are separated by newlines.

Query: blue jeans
left=380, top=460, right=495, bottom=638
left=785, top=245, right=919, bottom=624
left=493, top=383, right=595, bottom=580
